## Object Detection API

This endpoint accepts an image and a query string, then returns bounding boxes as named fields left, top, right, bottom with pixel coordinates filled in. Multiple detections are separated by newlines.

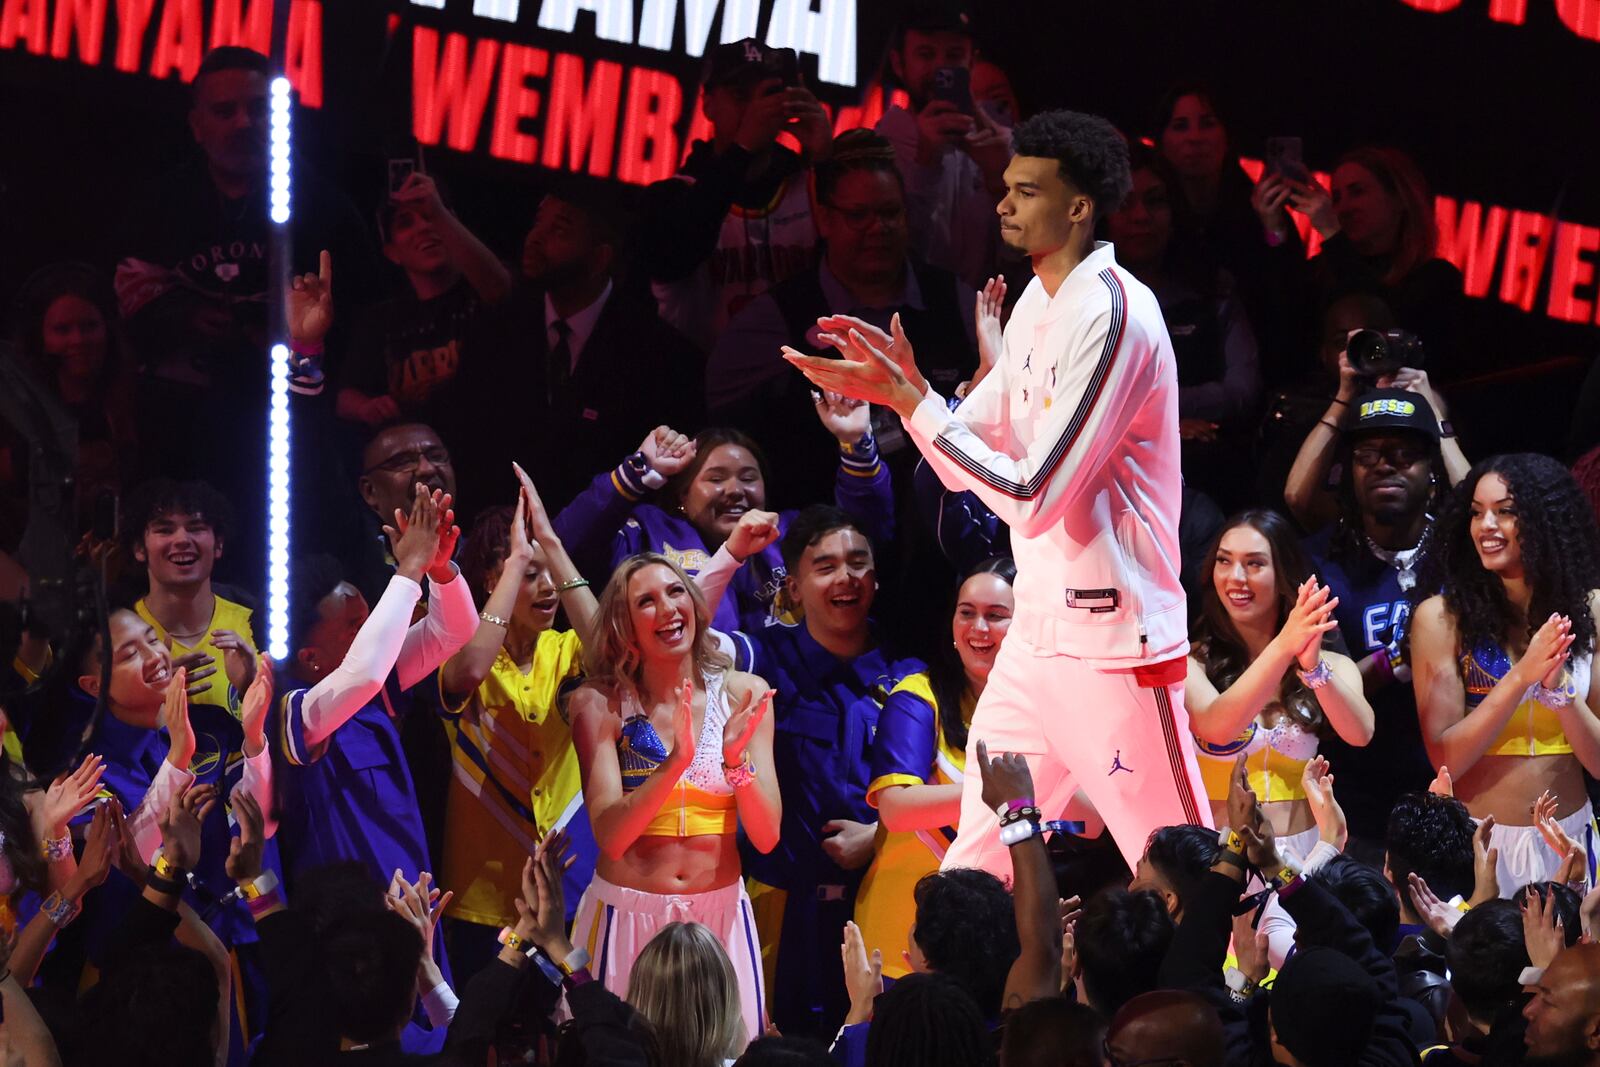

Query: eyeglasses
left=364, top=446, right=452, bottom=476
left=1102, top=1044, right=1190, bottom=1067
left=823, top=202, right=906, bottom=231
left=1352, top=445, right=1428, bottom=468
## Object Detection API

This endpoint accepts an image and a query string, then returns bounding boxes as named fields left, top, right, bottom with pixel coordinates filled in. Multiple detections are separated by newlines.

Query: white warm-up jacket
left=904, top=242, right=1188, bottom=668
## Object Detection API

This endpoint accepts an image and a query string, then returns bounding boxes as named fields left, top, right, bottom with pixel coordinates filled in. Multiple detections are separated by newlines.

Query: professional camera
left=1347, top=329, right=1425, bottom=377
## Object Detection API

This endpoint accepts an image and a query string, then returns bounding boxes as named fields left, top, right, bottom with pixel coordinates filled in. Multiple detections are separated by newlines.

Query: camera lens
left=1347, top=329, right=1386, bottom=372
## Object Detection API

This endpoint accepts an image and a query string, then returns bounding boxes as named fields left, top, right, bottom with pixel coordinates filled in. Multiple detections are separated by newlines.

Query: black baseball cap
left=1347, top=387, right=1440, bottom=440
left=704, top=39, right=792, bottom=89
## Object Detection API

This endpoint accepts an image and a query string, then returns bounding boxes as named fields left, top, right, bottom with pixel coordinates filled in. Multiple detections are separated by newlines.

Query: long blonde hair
left=627, top=922, right=745, bottom=1067
left=584, top=553, right=731, bottom=694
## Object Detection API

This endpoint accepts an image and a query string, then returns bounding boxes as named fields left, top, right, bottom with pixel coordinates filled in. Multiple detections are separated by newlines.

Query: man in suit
left=457, top=185, right=704, bottom=512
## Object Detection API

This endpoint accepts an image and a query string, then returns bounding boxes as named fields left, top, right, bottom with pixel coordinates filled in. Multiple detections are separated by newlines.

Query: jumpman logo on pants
left=1108, top=750, right=1133, bottom=775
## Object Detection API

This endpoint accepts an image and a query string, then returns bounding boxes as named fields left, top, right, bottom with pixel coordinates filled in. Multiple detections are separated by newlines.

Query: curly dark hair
left=459, top=504, right=516, bottom=603
left=1385, top=791, right=1475, bottom=902
left=911, top=867, right=1020, bottom=1018
left=1011, top=109, right=1133, bottom=218
left=926, top=557, right=1016, bottom=753
left=1318, top=855, right=1400, bottom=954
left=119, top=477, right=234, bottom=556
left=1413, top=453, right=1600, bottom=659
left=1190, top=510, right=1325, bottom=732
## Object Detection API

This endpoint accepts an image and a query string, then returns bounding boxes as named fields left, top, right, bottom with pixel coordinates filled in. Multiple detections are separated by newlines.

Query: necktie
left=548, top=319, right=572, bottom=405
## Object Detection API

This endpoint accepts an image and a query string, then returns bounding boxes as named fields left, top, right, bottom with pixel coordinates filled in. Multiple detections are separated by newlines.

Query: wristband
left=478, top=610, right=509, bottom=628
left=556, top=947, right=591, bottom=977
left=498, top=928, right=537, bottom=957
left=1297, top=659, right=1333, bottom=689
left=238, top=870, right=280, bottom=901
left=41, top=891, right=80, bottom=927
left=41, top=832, right=72, bottom=862
left=245, top=888, right=283, bottom=918
left=288, top=338, right=325, bottom=357
left=722, top=754, right=757, bottom=788
left=1269, top=862, right=1302, bottom=891
left=153, top=852, right=184, bottom=881
left=556, top=578, right=590, bottom=593
left=146, top=869, right=186, bottom=896
left=1213, top=847, right=1248, bottom=871
left=999, top=818, right=1041, bottom=847
left=1218, top=827, right=1246, bottom=852
left=615, top=453, right=657, bottom=499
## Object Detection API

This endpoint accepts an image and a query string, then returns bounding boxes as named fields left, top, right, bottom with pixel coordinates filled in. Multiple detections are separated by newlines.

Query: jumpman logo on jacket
left=1022, top=350, right=1032, bottom=372
left=1108, top=750, right=1133, bottom=775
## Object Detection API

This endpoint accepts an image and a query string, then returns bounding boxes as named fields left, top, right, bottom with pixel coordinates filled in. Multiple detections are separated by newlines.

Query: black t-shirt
left=341, top=276, right=480, bottom=424
left=112, top=157, right=374, bottom=392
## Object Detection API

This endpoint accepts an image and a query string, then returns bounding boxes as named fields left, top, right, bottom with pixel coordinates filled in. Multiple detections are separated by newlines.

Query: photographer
left=1289, top=382, right=1461, bottom=855
left=637, top=38, right=831, bottom=353
left=1285, top=336, right=1470, bottom=535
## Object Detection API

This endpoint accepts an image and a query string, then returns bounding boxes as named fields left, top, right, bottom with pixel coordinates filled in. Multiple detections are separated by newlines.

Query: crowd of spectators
left=3, top=2, right=1600, bottom=1065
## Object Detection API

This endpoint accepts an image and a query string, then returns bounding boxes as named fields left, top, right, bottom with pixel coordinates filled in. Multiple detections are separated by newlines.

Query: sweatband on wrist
left=41, top=832, right=72, bottom=862
left=838, top=433, right=881, bottom=478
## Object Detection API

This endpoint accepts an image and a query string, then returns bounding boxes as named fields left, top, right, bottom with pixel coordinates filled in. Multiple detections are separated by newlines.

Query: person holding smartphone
left=876, top=1, right=1013, bottom=289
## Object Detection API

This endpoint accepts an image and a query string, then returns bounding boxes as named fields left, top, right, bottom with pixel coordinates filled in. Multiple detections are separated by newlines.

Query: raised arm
left=814, top=391, right=896, bottom=546
left=569, top=684, right=698, bottom=860
left=551, top=427, right=697, bottom=572
left=1283, top=352, right=1362, bottom=533
left=693, top=510, right=782, bottom=622
left=439, top=493, right=534, bottom=706
left=394, top=492, right=474, bottom=692
left=516, top=464, right=600, bottom=648
left=980, top=742, right=1062, bottom=1010
left=390, top=172, right=511, bottom=305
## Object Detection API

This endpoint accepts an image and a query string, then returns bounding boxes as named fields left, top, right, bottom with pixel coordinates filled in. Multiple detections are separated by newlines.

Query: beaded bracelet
left=1297, top=659, right=1334, bottom=689
left=999, top=805, right=1042, bottom=827
left=1533, top=678, right=1577, bottom=710
left=41, top=832, right=72, bottom=863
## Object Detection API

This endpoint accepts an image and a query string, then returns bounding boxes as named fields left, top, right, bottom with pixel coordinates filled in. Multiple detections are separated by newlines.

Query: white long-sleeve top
left=295, top=569, right=478, bottom=756
left=903, top=241, right=1189, bottom=667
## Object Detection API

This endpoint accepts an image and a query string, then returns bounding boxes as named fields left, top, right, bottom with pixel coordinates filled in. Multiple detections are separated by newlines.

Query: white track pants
left=942, top=635, right=1212, bottom=878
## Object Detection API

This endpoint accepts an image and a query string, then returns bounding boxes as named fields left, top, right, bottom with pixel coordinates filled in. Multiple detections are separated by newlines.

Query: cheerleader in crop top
left=567, top=553, right=781, bottom=1040
left=1411, top=455, right=1600, bottom=895
left=1187, top=512, right=1375, bottom=862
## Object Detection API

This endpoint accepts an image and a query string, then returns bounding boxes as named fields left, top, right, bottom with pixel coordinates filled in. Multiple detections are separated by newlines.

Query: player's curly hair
left=1413, top=453, right=1600, bottom=659
left=1011, top=109, right=1133, bottom=217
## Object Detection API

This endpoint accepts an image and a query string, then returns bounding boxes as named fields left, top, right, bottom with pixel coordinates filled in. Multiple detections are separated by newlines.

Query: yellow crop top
left=1193, top=717, right=1319, bottom=803
left=1462, top=641, right=1590, bottom=757
left=616, top=672, right=740, bottom=838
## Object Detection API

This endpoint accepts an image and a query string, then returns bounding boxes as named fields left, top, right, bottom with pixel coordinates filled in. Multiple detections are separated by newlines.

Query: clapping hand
left=1407, top=872, right=1465, bottom=939
left=1277, top=577, right=1339, bottom=670
left=240, top=654, right=273, bottom=758
left=518, top=829, right=576, bottom=956
left=974, top=275, right=1006, bottom=382
left=841, top=921, right=882, bottom=1026
left=29, top=753, right=105, bottom=840
left=1468, top=815, right=1501, bottom=907
left=1523, top=887, right=1569, bottom=969
left=1515, top=614, right=1574, bottom=691
left=1300, top=755, right=1347, bottom=850
left=163, top=669, right=196, bottom=771
left=668, top=682, right=698, bottom=774
left=225, top=790, right=266, bottom=884
left=211, top=628, right=258, bottom=695
left=384, top=483, right=446, bottom=583
left=159, top=782, right=216, bottom=873
left=721, top=687, right=773, bottom=767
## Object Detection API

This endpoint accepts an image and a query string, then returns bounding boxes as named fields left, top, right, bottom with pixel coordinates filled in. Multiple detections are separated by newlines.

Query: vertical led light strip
left=267, top=76, right=292, bottom=660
